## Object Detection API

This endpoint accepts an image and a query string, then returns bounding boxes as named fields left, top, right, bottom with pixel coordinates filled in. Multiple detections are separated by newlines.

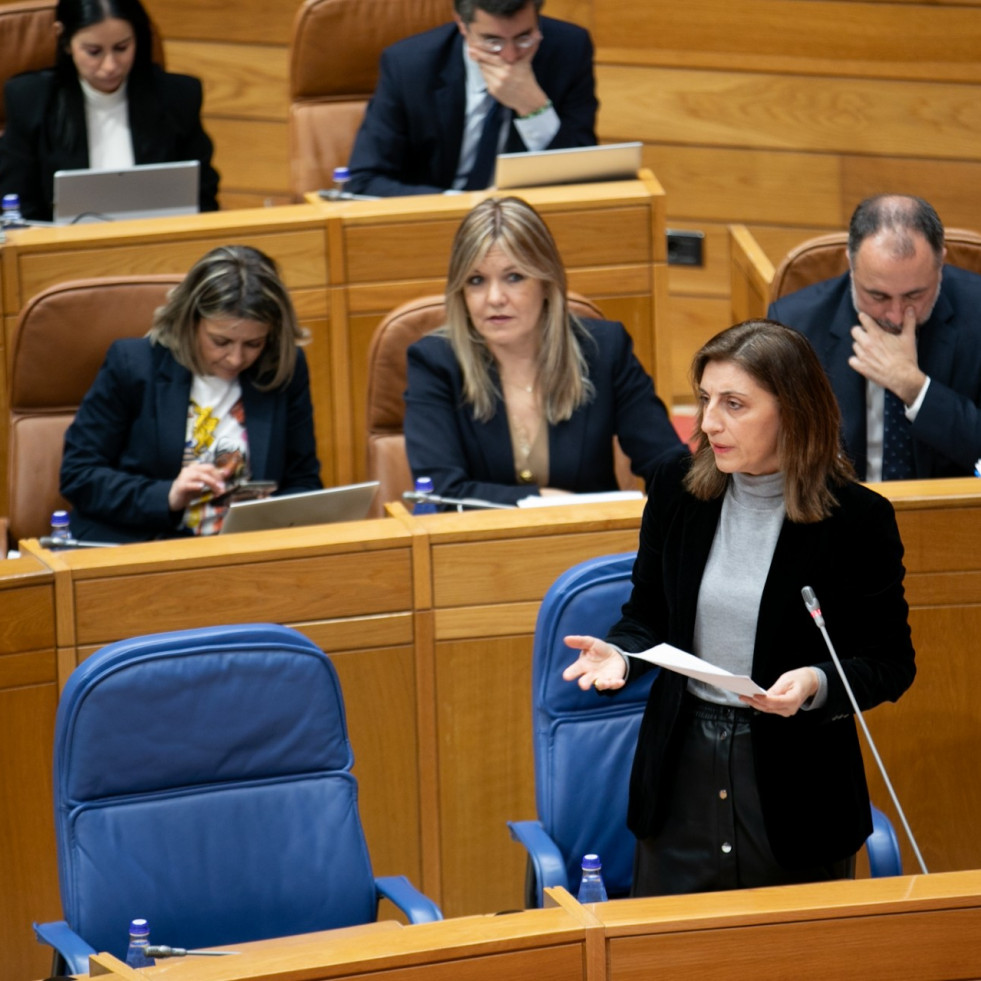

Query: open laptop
left=220, top=481, right=379, bottom=535
left=494, top=141, right=642, bottom=191
left=53, top=160, right=200, bottom=224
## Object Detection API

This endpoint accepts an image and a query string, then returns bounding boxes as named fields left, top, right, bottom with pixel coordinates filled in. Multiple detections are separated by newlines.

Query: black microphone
left=801, top=585, right=928, bottom=874
left=401, top=490, right=516, bottom=510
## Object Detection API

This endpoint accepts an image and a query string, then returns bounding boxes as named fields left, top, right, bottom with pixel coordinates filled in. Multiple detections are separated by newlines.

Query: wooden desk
left=83, top=873, right=981, bottom=981
left=588, top=870, right=981, bottom=980
left=8, top=481, right=981, bottom=981
left=0, top=173, right=668, bottom=514
left=0, top=553, right=59, bottom=981
left=87, top=903, right=588, bottom=981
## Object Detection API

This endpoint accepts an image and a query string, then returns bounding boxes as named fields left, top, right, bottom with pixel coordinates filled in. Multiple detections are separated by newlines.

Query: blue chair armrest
left=34, top=920, right=98, bottom=976
left=507, top=819, right=569, bottom=908
left=866, top=804, right=903, bottom=878
left=375, top=875, right=443, bottom=923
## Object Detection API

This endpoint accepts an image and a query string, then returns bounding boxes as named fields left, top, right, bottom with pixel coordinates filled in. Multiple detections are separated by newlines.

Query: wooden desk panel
left=0, top=554, right=60, bottom=981
left=593, top=871, right=981, bottom=981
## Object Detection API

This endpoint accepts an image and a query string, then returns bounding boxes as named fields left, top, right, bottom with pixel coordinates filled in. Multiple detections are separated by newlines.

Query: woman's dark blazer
left=0, top=65, right=219, bottom=221
left=606, top=454, right=916, bottom=869
left=59, top=338, right=321, bottom=543
left=403, top=319, right=685, bottom=506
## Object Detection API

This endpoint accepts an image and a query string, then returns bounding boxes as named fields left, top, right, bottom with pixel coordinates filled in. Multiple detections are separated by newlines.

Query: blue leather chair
left=509, top=552, right=655, bottom=906
left=508, top=553, right=903, bottom=907
left=34, top=623, right=441, bottom=974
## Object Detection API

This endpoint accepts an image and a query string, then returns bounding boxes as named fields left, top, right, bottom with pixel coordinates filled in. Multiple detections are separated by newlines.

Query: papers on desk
left=630, top=643, right=767, bottom=696
left=517, top=490, right=644, bottom=507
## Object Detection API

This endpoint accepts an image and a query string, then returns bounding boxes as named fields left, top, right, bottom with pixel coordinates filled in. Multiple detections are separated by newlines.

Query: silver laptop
left=494, top=142, right=642, bottom=190
left=219, top=482, right=379, bottom=535
left=53, top=160, right=200, bottom=224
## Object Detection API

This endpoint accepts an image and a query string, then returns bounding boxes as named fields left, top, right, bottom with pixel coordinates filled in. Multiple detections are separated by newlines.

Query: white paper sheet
left=629, top=643, right=766, bottom=696
left=517, top=490, right=643, bottom=508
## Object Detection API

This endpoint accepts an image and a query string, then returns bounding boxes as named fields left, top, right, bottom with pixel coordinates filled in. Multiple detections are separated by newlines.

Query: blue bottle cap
left=332, top=166, right=350, bottom=181
left=129, top=918, right=149, bottom=936
left=581, top=853, right=602, bottom=871
left=415, top=475, right=434, bottom=493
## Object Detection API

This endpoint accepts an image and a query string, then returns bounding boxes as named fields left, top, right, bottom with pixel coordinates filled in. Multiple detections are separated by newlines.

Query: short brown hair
left=147, top=245, right=307, bottom=391
left=685, top=319, right=854, bottom=522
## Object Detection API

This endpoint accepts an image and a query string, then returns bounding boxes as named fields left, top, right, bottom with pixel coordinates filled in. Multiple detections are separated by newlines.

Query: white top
left=80, top=77, right=135, bottom=170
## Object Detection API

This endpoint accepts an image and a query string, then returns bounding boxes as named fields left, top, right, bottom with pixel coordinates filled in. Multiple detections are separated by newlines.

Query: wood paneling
left=593, top=0, right=981, bottom=83
left=599, top=67, right=981, bottom=161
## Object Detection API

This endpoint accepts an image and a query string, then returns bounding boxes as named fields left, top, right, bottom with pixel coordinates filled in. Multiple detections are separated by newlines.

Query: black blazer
left=607, top=455, right=915, bottom=868
left=404, top=319, right=684, bottom=505
left=59, top=339, right=321, bottom=543
left=769, top=266, right=981, bottom=479
left=347, top=17, right=597, bottom=197
left=0, top=65, right=219, bottom=221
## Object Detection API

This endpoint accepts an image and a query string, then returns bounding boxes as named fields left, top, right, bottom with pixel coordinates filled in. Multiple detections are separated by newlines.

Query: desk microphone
left=801, top=586, right=928, bottom=874
left=402, top=490, right=516, bottom=511
left=38, top=535, right=119, bottom=549
left=145, top=945, right=238, bottom=957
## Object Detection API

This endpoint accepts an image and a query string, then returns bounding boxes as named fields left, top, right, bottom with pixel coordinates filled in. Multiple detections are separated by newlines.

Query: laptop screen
left=53, top=160, right=200, bottom=224
left=494, top=142, right=642, bottom=191
left=219, top=482, right=380, bottom=535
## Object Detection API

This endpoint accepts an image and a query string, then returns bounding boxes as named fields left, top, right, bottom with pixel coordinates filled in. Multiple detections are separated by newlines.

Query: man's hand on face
left=848, top=305, right=927, bottom=406
left=467, top=39, right=547, bottom=118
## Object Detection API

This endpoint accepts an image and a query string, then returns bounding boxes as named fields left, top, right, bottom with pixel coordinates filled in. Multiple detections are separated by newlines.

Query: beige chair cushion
left=287, top=0, right=448, bottom=197
left=769, top=227, right=981, bottom=304
left=6, top=276, right=182, bottom=546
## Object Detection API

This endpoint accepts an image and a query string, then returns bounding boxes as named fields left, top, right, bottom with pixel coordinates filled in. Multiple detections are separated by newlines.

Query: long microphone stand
left=801, top=586, right=928, bottom=874
left=402, top=491, right=516, bottom=511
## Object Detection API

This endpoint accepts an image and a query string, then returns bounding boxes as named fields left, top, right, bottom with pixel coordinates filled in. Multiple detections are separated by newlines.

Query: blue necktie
left=464, top=97, right=503, bottom=190
left=882, top=389, right=914, bottom=481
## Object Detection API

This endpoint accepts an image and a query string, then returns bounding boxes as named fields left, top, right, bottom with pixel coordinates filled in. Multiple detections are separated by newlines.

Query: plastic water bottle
left=49, top=510, right=70, bottom=547
left=413, top=476, right=437, bottom=514
left=124, top=918, right=155, bottom=967
left=1, top=193, right=26, bottom=229
left=331, top=165, right=350, bottom=199
left=577, top=853, right=608, bottom=903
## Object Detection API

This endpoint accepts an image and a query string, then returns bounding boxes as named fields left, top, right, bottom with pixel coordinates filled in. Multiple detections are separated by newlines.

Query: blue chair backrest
left=53, top=624, right=377, bottom=960
left=531, top=552, right=655, bottom=898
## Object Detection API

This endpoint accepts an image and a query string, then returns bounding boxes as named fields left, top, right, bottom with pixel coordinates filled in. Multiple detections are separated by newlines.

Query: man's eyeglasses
left=470, top=29, right=542, bottom=54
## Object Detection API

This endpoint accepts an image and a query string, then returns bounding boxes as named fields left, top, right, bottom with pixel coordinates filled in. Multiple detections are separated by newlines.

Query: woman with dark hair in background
left=60, top=245, right=321, bottom=542
left=404, top=196, right=684, bottom=506
left=563, top=319, right=916, bottom=896
left=0, top=0, right=219, bottom=221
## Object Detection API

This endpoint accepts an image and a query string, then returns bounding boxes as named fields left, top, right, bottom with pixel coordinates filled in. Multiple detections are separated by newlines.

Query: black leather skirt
left=631, top=691, right=854, bottom=896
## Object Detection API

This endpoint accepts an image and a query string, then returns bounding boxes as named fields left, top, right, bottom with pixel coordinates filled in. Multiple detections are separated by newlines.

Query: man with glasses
left=769, top=194, right=981, bottom=480
left=346, top=0, right=596, bottom=197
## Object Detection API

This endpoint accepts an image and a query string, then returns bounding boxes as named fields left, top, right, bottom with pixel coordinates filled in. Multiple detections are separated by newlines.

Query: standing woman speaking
left=563, top=319, right=916, bottom=896
left=0, top=0, right=219, bottom=221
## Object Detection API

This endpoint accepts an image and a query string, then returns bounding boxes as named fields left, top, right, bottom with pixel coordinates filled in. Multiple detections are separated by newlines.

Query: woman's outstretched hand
left=562, top=634, right=628, bottom=691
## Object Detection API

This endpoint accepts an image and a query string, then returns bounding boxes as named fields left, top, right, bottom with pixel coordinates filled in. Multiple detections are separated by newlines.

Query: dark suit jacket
left=0, top=66, right=219, bottom=221
left=769, top=266, right=981, bottom=479
left=606, top=455, right=915, bottom=868
left=347, top=17, right=597, bottom=197
left=60, top=339, right=321, bottom=543
left=404, top=319, right=684, bottom=505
